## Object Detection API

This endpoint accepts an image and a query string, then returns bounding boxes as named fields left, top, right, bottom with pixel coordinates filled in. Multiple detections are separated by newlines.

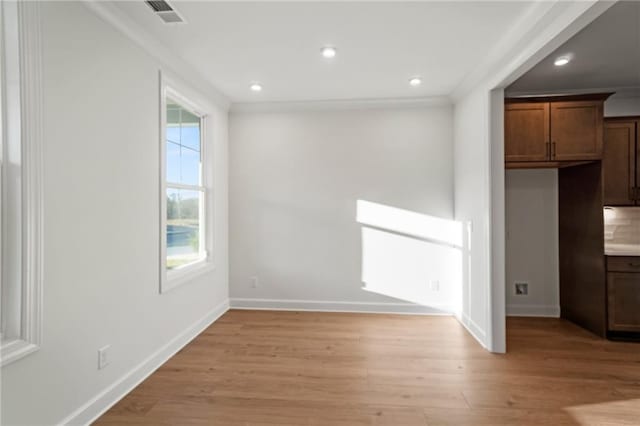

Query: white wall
left=1, top=3, right=229, bottom=425
left=505, top=169, right=559, bottom=317
left=453, top=87, right=493, bottom=347
left=605, top=93, right=640, bottom=117
left=229, top=106, right=458, bottom=313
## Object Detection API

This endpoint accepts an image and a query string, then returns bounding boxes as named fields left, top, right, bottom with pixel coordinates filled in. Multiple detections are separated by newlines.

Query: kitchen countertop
left=605, top=243, right=640, bottom=257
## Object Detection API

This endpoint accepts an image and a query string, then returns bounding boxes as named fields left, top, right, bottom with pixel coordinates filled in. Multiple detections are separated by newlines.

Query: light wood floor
left=95, top=310, right=640, bottom=425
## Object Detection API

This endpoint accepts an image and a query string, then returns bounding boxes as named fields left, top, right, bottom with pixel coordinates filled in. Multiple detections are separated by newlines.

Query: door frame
left=483, top=1, right=616, bottom=353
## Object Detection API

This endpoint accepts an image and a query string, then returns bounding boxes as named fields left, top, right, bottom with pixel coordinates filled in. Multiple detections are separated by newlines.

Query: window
left=1, top=0, right=43, bottom=366
left=160, top=77, right=214, bottom=292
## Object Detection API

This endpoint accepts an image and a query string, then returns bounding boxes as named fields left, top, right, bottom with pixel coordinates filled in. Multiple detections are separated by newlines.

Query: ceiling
left=508, top=1, right=640, bottom=95
left=113, top=1, right=534, bottom=103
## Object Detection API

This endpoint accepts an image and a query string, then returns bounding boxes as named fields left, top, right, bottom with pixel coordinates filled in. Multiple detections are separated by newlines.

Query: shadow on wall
left=356, top=200, right=465, bottom=315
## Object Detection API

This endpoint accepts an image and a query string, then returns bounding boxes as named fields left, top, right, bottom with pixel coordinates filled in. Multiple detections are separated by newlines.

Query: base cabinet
left=607, top=257, right=640, bottom=333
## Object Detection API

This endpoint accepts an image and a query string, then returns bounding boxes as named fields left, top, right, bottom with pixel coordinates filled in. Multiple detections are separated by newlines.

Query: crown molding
left=230, top=95, right=452, bottom=113
left=82, top=0, right=231, bottom=110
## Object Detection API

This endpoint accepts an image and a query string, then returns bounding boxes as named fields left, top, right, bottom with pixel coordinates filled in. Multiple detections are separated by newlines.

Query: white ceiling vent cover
left=145, top=1, right=185, bottom=24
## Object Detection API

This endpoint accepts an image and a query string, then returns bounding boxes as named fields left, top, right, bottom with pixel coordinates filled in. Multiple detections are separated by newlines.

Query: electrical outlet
left=430, top=280, right=440, bottom=291
left=514, top=282, right=528, bottom=296
left=98, top=345, right=110, bottom=370
left=250, top=276, right=259, bottom=289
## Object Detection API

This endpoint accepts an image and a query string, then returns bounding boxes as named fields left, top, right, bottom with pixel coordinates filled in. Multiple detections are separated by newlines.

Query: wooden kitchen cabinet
left=551, top=101, right=603, bottom=161
left=603, top=118, right=638, bottom=206
left=607, top=256, right=640, bottom=332
left=505, top=93, right=611, bottom=168
left=505, top=102, right=549, bottom=162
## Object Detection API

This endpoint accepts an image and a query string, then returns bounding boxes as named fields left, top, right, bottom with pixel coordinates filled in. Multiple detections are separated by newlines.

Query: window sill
left=1, top=338, right=40, bottom=367
left=161, top=259, right=215, bottom=294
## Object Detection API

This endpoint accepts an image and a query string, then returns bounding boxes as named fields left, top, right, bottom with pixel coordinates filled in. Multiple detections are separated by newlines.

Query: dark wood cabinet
left=551, top=101, right=603, bottom=161
left=505, top=94, right=611, bottom=168
left=505, top=102, right=549, bottom=162
left=559, top=162, right=607, bottom=338
left=603, top=118, right=638, bottom=206
left=607, top=256, right=640, bottom=332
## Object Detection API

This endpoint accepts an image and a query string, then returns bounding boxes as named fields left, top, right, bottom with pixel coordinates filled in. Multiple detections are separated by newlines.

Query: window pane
left=166, top=125, right=180, bottom=144
left=180, top=123, right=200, bottom=151
left=166, top=98, right=201, bottom=185
left=180, top=146, right=201, bottom=186
left=166, top=188, right=204, bottom=270
left=166, top=141, right=180, bottom=183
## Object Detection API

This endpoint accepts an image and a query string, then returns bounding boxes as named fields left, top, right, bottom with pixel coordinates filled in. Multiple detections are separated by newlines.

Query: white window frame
left=0, top=0, right=43, bottom=367
left=159, top=73, right=215, bottom=293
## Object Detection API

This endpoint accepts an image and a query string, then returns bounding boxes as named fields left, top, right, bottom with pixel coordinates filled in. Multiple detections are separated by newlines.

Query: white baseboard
left=230, top=298, right=452, bottom=315
left=59, top=299, right=230, bottom=426
left=506, top=304, right=560, bottom=318
left=459, top=313, right=487, bottom=349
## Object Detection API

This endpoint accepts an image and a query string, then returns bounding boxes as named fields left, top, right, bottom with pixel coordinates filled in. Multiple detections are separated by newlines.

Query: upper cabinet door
left=505, top=102, right=550, bottom=162
left=550, top=101, right=604, bottom=161
left=603, top=120, right=636, bottom=206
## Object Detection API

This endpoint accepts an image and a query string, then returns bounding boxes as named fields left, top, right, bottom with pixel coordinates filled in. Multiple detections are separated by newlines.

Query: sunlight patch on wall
left=357, top=200, right=463, bottom=314
left=356, top=200, right=463, bottom=247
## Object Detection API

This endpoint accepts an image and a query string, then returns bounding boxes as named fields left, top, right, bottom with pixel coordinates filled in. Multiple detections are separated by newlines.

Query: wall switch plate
left=515, top=282, right=529, bottom=296
left=98, top=345, right=110, bottom=370
left=430, top=280, right=440, bottom=291
left=250, top=276, right=259, bottom=288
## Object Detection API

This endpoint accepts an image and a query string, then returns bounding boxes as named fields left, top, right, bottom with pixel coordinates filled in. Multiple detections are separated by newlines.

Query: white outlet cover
left=98, top=345, right=110, bottom=370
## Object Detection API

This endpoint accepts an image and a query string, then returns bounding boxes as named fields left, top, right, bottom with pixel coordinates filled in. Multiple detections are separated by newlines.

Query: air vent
left=146, top=0, right=172, bottom=12
left=145, top=0, right=185, bottom=24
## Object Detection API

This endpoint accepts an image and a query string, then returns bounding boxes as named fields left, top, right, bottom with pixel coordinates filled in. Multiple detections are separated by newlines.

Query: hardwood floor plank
left=95, top=311, right=640, bottom=425
left=423, top=407, right=577, bottom=426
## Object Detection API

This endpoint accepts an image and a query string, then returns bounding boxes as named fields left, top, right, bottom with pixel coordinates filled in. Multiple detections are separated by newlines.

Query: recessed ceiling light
left=409, top=77, right=422, bottom=87
left=321, top=46, right=337, bottom=59
left=554, top=56, right=571, bottom=66
left=250, top=82, right=263, bottom=92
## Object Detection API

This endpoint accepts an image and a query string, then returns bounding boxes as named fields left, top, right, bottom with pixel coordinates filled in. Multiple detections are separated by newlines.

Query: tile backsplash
left=604, top=207, right=640, bottom=244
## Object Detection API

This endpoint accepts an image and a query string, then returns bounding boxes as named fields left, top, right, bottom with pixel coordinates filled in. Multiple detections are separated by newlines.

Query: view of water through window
left=166, top=98, right=204, bottom=270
